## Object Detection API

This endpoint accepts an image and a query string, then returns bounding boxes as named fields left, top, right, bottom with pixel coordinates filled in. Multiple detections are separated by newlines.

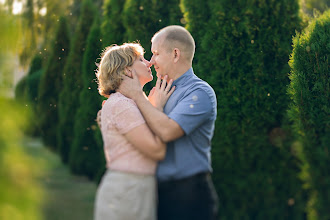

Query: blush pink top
left=100, top=92, right=156, bottom=175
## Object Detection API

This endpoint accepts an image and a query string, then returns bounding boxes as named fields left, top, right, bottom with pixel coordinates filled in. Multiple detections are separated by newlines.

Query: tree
left=37, top=16, right=70, bottom=149
left=69, top=17, right=105, bottom=181
left=15, top=54, right=44, bottom=137
left=288, top=10, right=330, bottom=220
left=101, top=0, right=127, bottom=47
left=57, top=0, right=97, bottom=163
left=194, top=0, right=306, bottom=218
left=180, top=0, right=211, bottom=80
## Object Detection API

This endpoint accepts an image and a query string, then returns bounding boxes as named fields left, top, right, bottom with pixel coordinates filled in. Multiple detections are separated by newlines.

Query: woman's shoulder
left=103, top=92, right=136, bottom=114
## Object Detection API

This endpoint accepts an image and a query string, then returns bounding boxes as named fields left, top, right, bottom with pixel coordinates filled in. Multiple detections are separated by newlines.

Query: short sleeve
left=168, top=88, right=215, bottom=135
left=110, top=99, right=146, bottom=134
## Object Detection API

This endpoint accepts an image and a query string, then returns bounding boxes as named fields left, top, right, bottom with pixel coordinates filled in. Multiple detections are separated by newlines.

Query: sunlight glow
left=12, top=1, right=23, bottom=15
left=39, top=7, right=47, bottom=16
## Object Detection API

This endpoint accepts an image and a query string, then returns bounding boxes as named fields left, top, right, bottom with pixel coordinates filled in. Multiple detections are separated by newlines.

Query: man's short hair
left=152, top=25, right=195, bottom=63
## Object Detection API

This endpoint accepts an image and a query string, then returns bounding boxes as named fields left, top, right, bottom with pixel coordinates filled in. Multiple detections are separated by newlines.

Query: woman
left=94, top=43, right=174, bottom=220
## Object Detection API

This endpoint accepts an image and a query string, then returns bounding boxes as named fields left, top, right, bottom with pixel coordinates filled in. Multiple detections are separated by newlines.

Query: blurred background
left=0, top=0, right=329, bottom=219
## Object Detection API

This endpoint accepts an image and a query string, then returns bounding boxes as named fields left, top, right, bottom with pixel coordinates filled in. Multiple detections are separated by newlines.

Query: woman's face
left=131, top=55, right=152, bottom=86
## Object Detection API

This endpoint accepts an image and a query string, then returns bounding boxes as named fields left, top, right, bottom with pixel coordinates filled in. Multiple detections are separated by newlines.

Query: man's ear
left=125, top=67, right=132, bottom=78
left=173, top=48, right=180, bottom=63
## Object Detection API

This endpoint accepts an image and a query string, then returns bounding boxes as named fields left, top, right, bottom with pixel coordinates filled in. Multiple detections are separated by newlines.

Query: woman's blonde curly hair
left=96, top=43, right=144, bottom=97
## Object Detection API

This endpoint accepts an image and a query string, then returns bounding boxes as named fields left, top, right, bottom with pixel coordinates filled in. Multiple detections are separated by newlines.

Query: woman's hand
left=148, top=75, right=175, bottom=111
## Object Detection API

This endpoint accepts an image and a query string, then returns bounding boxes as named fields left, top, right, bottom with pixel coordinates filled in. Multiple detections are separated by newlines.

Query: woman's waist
left=107, top=157, right=157, bottom=175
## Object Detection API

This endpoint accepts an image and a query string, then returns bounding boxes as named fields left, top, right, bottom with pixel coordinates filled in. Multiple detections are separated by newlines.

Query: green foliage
left=25, top=69, right=43, bottom=136
left=38, top=16, right=71, bottom=149
left=122, top=0, right=157, bottom=60
left=0, top=98, right=42, bottom=220
left=301, top=0, right=330, bottom=16
left=288, top=10, right=330, bottom=220
left=183, top=0, right=306, bottom=218
left=15, top=54, right=43, bottom=137
left=57, top=0, right=97, bottom=163
left=180, top=0, right=211, bottom=80
left=14, top=76, right=28, bottom=103
left=26, top=55, right=43, bottom=77
left=69, top=17, right=105, bottom=181
left=101, top=0, right=127, bottom=47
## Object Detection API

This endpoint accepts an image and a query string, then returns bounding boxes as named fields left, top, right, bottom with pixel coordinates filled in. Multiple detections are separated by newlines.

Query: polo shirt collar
left=172, top=68, right=193, bottom=87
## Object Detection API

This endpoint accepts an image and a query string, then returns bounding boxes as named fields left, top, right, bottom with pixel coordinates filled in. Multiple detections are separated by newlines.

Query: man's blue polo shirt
left=156, top=68, right=217, bottom=182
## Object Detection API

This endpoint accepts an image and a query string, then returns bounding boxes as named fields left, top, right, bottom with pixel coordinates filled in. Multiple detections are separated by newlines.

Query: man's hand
left=118, top=69, right=144, bottom=100
left=148, top=75, right=175, bottom=111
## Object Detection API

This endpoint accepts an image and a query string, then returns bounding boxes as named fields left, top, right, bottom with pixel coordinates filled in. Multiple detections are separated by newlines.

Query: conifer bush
left=101, top=0, right=127, bottom=47
left=57, top=0, right=96, bottom=163
left=69, top=17, right=105, bottom=180
left=123, top=0, right=158, bottom=60
left=38, top=17, right=70, bottom=150
left=182, top=0, right=306, bottom=218
left=288, top=10, right=330, bottom=220
left=15, top=54, right=43, bottom=136
left=180, top=0, right=211, bottom=80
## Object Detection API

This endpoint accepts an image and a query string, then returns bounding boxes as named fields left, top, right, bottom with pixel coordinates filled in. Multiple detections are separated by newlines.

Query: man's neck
left=170, top=64, right=191, bottom=81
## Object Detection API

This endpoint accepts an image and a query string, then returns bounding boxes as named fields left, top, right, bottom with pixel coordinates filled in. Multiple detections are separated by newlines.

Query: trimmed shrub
left=101, top=0, right=127, bottom=47
left=57, top=0, right=97, bottom=163
left=180, top=0, right=211, bottom=80
left=288, top=10, right=330, bottom=220
left=37, top=16, right=71, bottom=150
left=189, top=0, right=306, bottom=219
left=123, top=0, right=158, bottom=61
left=69, top=17, right=105, bottom=181
left=15, top=54, right=43, bottom=136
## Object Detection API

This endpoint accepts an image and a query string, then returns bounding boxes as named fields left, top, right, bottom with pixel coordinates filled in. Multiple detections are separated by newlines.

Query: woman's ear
left=125, top=67, right=132, bottom=78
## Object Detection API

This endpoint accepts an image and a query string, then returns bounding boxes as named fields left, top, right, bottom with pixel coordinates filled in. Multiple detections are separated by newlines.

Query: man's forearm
left=133, top=92, right=183, bottom=142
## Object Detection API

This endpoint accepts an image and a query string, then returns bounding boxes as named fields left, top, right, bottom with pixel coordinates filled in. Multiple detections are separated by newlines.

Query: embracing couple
left=94, top=25, right=219, bottom=220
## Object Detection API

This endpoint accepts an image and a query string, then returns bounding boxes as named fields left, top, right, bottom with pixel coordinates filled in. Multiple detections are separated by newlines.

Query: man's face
left=150, top=35, right=172, bottom=78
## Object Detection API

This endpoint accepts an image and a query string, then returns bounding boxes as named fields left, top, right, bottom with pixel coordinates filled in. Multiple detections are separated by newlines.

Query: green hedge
left=69, top=17, right=105, bottom=181
left=57, top=0, right=97, bottom=163
left=182, top=0, right=306, bottom=218
left=101, top=0, right=127, bottom=47
left=180, top=0, right=211, bottom=80
left=288, top=10, right=330, bottom=220
left=38, top=16, right=71, bottom=150
left=15, top=54, right=43, bottom=137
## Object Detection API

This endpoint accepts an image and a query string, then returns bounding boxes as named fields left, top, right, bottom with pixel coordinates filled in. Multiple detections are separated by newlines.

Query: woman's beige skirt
left=94, top=170, right=157, bottom=220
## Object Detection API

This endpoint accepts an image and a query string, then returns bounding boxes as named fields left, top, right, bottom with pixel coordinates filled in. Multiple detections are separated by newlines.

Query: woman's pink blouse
left=100, top=92, right=156, bottom=175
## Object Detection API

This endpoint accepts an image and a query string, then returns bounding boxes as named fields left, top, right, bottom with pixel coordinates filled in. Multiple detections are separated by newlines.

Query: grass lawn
left=23, top=137, right=98, bottom=220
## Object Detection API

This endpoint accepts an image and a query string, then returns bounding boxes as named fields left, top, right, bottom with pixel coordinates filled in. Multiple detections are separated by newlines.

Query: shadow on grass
left=23, top=137, right=97, bottom=220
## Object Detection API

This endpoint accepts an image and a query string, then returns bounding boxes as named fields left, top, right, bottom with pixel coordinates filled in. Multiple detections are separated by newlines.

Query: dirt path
left=23, top=137, right=97, bottom=220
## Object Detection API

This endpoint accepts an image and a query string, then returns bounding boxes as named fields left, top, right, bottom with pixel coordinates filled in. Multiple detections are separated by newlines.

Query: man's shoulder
left=186, top=77, right=216, bottom=99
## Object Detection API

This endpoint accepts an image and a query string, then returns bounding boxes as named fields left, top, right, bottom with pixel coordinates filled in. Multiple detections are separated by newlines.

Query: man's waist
left=158, top=172, right=211, bottom=186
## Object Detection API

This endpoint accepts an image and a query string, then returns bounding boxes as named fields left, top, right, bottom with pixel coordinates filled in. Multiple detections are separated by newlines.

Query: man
left=119, top=25, right=219, bottom=220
